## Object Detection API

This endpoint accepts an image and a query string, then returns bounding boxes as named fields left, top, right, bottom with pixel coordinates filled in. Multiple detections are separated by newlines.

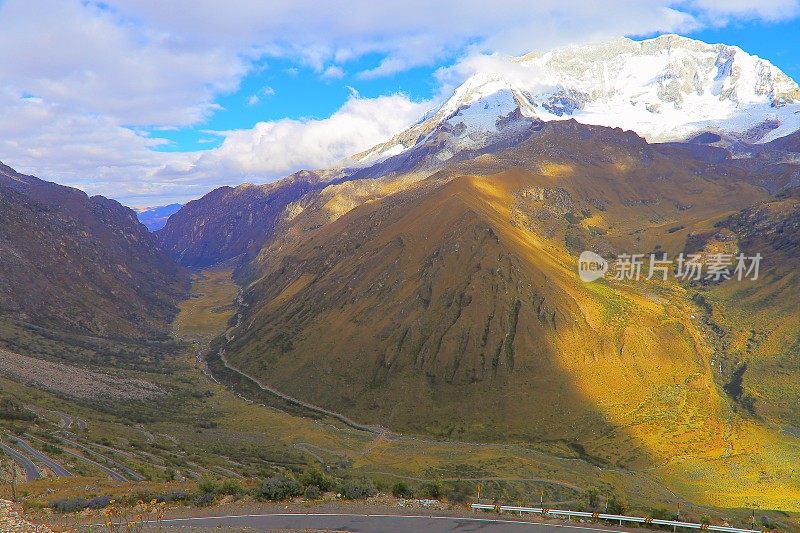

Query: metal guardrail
left=470, top=504, right=763, bottom=533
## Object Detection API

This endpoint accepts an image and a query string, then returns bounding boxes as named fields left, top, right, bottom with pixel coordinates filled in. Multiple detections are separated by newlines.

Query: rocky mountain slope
left=157, top=171, right=320, bottom=268
left=690, top=188, right=800, bottom=428
left=0, top=163, right=189, bottom=364
left=224, top=121, right=767, bottom=436
left=209, top=120, right=800, bottom=507
left=137, top=36, right=800, bottom=508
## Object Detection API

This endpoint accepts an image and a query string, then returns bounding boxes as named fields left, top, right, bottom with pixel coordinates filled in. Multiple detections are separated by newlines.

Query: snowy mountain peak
left=517, top=34, right=798, bottom=110
left=358, top=35, right=800, bottom=165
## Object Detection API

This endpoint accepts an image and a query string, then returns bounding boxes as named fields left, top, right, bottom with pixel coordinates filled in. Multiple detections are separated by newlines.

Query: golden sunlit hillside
left=216, top=122, right=800, bottom=510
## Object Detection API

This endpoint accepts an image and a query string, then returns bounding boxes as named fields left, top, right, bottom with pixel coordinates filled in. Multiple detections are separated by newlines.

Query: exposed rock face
left=722, top=188, right=800, bottom=260
left=0, top=348, right=166, bottom=401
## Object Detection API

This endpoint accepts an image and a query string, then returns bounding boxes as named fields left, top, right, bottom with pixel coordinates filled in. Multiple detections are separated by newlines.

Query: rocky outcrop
left=0, top=500, right=53, bottom=533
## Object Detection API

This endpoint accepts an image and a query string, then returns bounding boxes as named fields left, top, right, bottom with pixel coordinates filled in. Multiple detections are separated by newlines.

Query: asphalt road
left=0, top=442, right=42, bottom=481
left=61, top=446, right=127, bottom=481
left=60, top=413, right=74, bottom=429
left=24, top=433, right=126, bottom=481
left=142, top=513, right=625, bottom=532
left=58, top=435, right=145, bottom=481
left=15, top=438, right=72, bottom=477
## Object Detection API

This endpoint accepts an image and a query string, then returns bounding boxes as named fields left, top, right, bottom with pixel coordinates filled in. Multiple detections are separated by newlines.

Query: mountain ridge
left=358, top=34, right=800, bottom=166
left=159, top=35, right=800, bottom=270
left=156, top=172, right=321, bottom=268
left=0, top=162, right=189, bottom=345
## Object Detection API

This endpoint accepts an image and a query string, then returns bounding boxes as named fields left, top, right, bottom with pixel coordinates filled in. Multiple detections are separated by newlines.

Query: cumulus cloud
left=0, top=0, right=244, bottom=127
left=3, top=92, right=427, bottom=205
left=0, top=86, right=194, bottom=202
left=0, top=0, right=798, bottom=204
left=154, top=94, right=430, bottom=187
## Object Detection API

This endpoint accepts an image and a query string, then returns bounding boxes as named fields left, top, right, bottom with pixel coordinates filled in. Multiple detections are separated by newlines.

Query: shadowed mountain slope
left=690, top=188, right=800, bottom=428
left=209, top=123, right=800, bottom=508
left=215, top=127, right=770, bottom=433
left=156, top=172, right=319, bottom=268
left=0, top=163, right=189, bottom=365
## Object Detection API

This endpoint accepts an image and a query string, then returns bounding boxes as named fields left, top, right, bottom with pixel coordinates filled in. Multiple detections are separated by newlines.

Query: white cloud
left=0, top=92, right=428, bottom=205
left=246, top=86, right=275, bottom=106
left=151, top=94, right=430, bottom=191
left=0, top=0, right=797, bottom=204
left=0, top=0, right=245, bottom=127
left=322, top=66, right=346, bottom=80
left=435, top=54, right=556, bottom=96
left=0, top=86, right=195, bottom=203
left=107, top=0, right=779, bottom=77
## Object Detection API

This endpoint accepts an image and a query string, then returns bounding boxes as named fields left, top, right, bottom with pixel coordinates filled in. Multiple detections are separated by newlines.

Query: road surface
left=61, top=448, right=126, bottom=481
left=140, top=512, right=626, bottom=532
left=59, top=413, right=74, bottom=429
left=14, top=438, right=71, bottom=477
left=40, top=440, right=127, bottom=482
left=58, top=435, right=145, bottom=481
left=0, top=443, right=42, bottom=481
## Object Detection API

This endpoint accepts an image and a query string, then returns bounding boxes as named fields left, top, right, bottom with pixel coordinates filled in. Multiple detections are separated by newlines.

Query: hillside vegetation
left=217, top=122, right=800, bottom=510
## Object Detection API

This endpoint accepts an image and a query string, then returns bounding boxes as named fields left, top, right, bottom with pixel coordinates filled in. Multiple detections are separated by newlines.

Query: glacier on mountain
left=357, top=34, right=800, bottom=165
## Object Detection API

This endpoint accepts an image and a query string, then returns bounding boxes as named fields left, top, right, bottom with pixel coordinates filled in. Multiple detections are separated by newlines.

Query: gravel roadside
left=0, top=499, right=54, bottom=532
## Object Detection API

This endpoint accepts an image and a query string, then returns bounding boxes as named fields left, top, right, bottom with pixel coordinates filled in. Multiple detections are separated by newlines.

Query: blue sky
left=687, top=18, right=800, bottom=75
left=152, top=16, right=800, bottom=155
left=151, top=57, right=443, bottom=153
left=1, top=1, right=799, bottom=205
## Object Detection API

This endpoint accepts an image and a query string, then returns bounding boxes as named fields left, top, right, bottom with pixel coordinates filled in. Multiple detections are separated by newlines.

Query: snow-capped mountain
left=357, top=34, right=800, bottom=165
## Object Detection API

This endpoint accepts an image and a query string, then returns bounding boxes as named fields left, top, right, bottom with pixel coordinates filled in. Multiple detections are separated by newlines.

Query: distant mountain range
left=134, top=203, right=182, bottom=232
